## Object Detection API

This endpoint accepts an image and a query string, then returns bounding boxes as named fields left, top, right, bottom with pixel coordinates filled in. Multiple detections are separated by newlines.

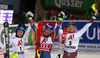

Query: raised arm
left=22, top=23, right=31, bottom=40
left=31, top=23, right=36, bottom=33
left=26, top=11, right=36, bottom=33
left=54, top=23, right=60, bottom=39
left=77, top=16, right=96, bottom=38
left=22, top=11, right=36, bottom=40
left=54, top=18, right=64, bottom=39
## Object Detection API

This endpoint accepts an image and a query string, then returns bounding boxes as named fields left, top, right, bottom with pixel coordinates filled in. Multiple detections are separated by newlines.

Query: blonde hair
left=67, top=26, right=76, bottom=33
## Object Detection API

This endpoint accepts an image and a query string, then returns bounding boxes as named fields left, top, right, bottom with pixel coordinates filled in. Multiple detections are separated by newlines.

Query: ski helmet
left=16, top=24, right=26, bottom=37
left=68, top=21, right=76, bottom=27
left=16, top=27, right=25, bottom=32
left=45, top=23, right=54, bottom=31
left=68, top=21, right=78, bottom=32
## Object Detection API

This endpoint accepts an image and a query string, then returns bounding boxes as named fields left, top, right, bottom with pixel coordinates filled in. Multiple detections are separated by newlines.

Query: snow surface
left=0, top=47, right=100, bottom=58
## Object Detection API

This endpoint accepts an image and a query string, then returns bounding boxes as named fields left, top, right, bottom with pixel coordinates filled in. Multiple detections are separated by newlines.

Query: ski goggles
left=16, top=27, right=25, bottom=32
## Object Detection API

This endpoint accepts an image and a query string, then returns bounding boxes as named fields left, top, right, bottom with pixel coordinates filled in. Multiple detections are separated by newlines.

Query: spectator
left=50, top=10, right=57, bottom=21
left=50, top=14, right=57, bottom=21
left=67, top=12, right=76, bottom=20
left=36, top=15, right=42, bottom=22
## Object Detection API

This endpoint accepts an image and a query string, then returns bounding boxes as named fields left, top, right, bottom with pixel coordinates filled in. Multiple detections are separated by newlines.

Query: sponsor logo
left=65, top=46, right=76, bottom=49
left=48, top=25, right=52, bottom=28
left=40, top=42, right=52, bottom=52
left=54, top=0, right=83, bottom=8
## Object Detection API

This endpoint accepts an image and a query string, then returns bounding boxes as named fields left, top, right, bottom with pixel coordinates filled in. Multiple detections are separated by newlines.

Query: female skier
left=3, top=11, right=33, bottom=58
left=28, top=17, right=60, bottom=58
left=57, top=12, right=97, bottom=58
left=3, top=23, right=31, bottom=58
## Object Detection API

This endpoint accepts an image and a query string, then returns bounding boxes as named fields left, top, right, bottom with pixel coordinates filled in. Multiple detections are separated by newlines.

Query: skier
left=3, top=11, right=33, bottom=58
left=57, top=12, right=97, bottom=58
left=3, top=23, right=31, bottom=58
left=28, top=15, right=60, bottom=58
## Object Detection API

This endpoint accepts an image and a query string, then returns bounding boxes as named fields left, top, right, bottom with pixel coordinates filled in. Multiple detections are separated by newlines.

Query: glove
left=28, top=17, right=34, bottom=24
left=10, top=53, right=18, bottom=58
left=92, top=12, right=98, bottom=20
left=26, top=11, right=34, bottom=24
left=58, top=11, right=65, bottom=19
left=56, top=54, right=61, bottom=58
left=57, top=11, right=66, bottom=24
left=26, top=11, right=34, bottom=18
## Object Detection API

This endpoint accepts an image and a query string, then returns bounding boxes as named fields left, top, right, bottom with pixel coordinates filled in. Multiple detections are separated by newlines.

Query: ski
left=3, top=22, right=9, bottom=58
left=61, top=28, right=67, bottom=44
left=57, top=28, right=67, bottom=58
left=35, top=22, right=43, bottom=58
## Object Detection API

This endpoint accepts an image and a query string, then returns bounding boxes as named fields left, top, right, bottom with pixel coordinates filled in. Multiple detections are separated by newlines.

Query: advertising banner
left=45, top=0, right=94, bottom=11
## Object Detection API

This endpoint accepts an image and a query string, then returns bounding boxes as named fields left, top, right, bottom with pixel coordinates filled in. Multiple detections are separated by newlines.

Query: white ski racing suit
left=3, top=23, right=31, bottom=58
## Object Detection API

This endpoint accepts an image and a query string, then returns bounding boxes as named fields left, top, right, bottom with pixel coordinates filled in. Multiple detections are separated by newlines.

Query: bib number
left=20, top=47, right=22, bottom=52
left=69, top=41, right=72, bottom=46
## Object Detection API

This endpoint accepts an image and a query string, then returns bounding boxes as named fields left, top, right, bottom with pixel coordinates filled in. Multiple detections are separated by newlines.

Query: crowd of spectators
left=46, top=10, right=77, bottom=21
left=12, top=10, right=77, bottom=24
